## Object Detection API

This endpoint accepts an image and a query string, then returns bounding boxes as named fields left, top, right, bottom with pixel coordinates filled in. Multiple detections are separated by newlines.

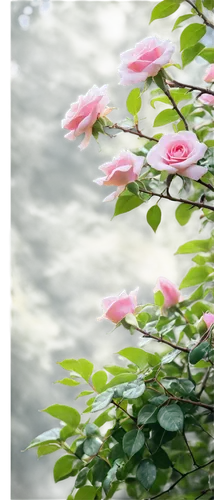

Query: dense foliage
left=25, top=1, right=214, bottom=499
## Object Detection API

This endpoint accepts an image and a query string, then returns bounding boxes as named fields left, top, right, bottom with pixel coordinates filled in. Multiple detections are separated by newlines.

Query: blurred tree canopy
left=10, top=0, right=211, bottom=499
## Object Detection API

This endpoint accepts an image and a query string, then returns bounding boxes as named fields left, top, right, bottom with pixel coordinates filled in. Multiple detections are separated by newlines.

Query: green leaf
left=150, top=0, right=181, bottom=23
left=55, top=378, right=80, bottom=387
left=60, top=425, right=77, bottom=441
left=172, top=14, right=195, bottom=30
left=127, top=182, right=140, bottom=196
left=157, top=405, right=184, bottom=431
left=154, top=108, right=179, bottom=127
left=75, top=468, right=88, bottom=488
left=162, top=378, right=195, bottom=396
left=153, top=72, right=167, bottom=92
left=205, top=140, right=214, bottom=147
left=37, top=444, right=61, bottom=457
left=154, top=290, right=164, bottom=307
left=124, top=312, right=139, bottom=328
left=122, top=379, right=146, bottom=399
left=25, top=428, right=61, bottom=450
left=136, top=459, right=157, bottom=489
left=137, top=404, right=158, bottom=425
left=180, top=24, right=206, bottom=52
left=152, top=448, right=172, bottom=469
left=118, top=347, right=149, bottom=369
left=189, top=341, right=210, bottom=364
left=122, top=429, right=145, bottom=458
left=181, top=42, right=204, bottom=68
left=175, top=203, right=198, bottom=226
left=53, top=455, right=75, bottom=482
left=146, top=205, right=161, bottom=233
left=83, top=437, right=102, bottom=456
left=161, top=349, right=181, bottom=364
left=105, top=373, right=137, bottom=390
left=91, top=388, right=114, bottom=412
left=92, top=458, right=110, bottom=483
left=126, top=88, right=142, bottom=117
left=57, top=358, right=93, bottom=382
left=203, top=0, right=214, bottom=10
left=176, top=238, right=211, bottom=254
left=92, top=371, right=108, bottom=393
left=85, top=423, right=100, bottom=437
left=179, top=265, right=213, bottom=288
left=76, top=390, right=94, bottom=399
left=93, top=408, right=113, bottom=427
left=41, top=405, right=80, bottom=429
left=104, top=365, right=131, bottom=376
left=149, top=395, right=169, bottom=406
left=199, top=47, right=214, bottom=63
left=113, top=189, right=145, bottom=217
left=74, top=486, right=96, bottom=500
left=109, top=443, right=125, bottom=464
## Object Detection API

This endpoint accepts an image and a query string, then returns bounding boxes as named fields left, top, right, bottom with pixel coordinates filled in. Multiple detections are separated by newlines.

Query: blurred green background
left=11, top=1, right=211, bottom=498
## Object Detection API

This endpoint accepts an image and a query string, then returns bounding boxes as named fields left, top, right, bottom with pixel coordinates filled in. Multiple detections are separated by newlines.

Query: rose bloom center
left=167, top=142, right=190, bottom=162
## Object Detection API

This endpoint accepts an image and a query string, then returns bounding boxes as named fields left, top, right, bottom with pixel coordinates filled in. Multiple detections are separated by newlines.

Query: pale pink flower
left=154, top=277, right=181, bottom=309
left=62, top=85, right=111, bottom=150
left=203, top=312, right=214, bottom=329
left=204, top=64, right=214, bottom=83
left=93, top=150, right=144, bottom=202
left=119, top=36, right=175, bottom=86
left=199, top=93, right=214, bottom=106
left=147, top=131, right=207, bottom=180
left=98, top=288, right=139, bottom=323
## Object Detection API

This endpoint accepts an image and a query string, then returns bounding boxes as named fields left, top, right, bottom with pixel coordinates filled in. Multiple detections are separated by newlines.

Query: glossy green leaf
left=25, top=428, right=61, bottom=450
left=55, top=378, right=80, bottom=387
left=126, top=88, right=141, bottom=117
left=199, top=47, right=214, bottom=63
left=136, top=459, right=157, bottom=489
left=57, top=358, right=93, bottom=382
left=149, top=395, right=169, bottom=406
left=181, top=42, right=204, bottom=66
left=91, top=388, right=114, bottom=412
left=118, top=347, right=149, bottom=369
left=180, top=24, right=206, bottom=52
left=123, top=379, right=146, bottom=399
left=189, top=341, right=210, bottom=364
left=74, top=467, right=88, bottom=488
left=127, top=182, right=140, bottom=196
left=157, top=405, right=184, bottom=431
left=146, top=205, right=161, bottom=232
left=83, top=436, right=102, bottom=456
left=85, top=423, right=100, bottom=437
left=122, top=429, right=145, bottom=458
left=179, top=265, right=213, bottom=288
left=60, top=425, right=77, bottom=441
left=162, top=378, right=195, bottom=396
left=150, top=0, right=181, bottom=23
left=161, top=349, right=181, bottom=364
left=172, top=14, right=195, bottom=30
left=37, top=444, right=61, bottom=457
left=92, top=458, right=110, bottom=483
left=92, top=370, right=108, bottom=393
left=93, top=408, right=113, bottom=427
left=203, top=0, right=214, bottom=10
left=105, top=373, right=136, bottom=390
left=176, top=238, right=211, bottom=254
left=42, top=405, right=80, bottom=429
left=154, top=108, right=179, bottom=127
left=76, top=390, right=94, bottom=399
left=53, top=455, right=75, bottom=482
left=74, top=486, right=96, bottom=500
left=152, top=448, right=172, bottom=469
left=137, top=404, right=158, bottom=425
left=175, top=203, right=198, bottom=226
left=104, top=365, right=131, bottom=376
left=154, top=290, right=164, bottom=307
left=113, top=190, right=145, bottom=217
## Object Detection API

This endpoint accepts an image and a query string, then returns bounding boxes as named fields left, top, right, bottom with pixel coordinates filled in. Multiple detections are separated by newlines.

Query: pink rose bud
left=119, top=36, right=175, bottom=86
left=98, top=288, right=139, bottom=323
left=154, top=277, right=181, bottom=309
left=204, top=64, right=214, bottom=83
left=62, top=85, right=111, bottom=150
left=93, top=150, right=144, bottom=202
left=147, top=131, right=207, bottom=181
left=198, top=93, right=214, bottom=106
left=203, top=312, right=214, bottom=329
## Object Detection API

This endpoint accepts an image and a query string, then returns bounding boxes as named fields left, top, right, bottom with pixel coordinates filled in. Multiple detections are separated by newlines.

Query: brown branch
left=183, top=431, right=198, bottom=467
left=196, top=179, right=214, bottom=193
left=109, top=123, right=159, bottom=142
left=164, top=87, right=189, bottom=130
left=185, top=0, right=214, bottom=29
left=112, top=399, right=137, bottom=423
left=138, top=187, right=214, bottom=211
left=136, top=326, right=190, bottom=353
left=197, top=367, right=211, bottom=398
left=148, top=459, right=214, bottom=499
left=167, top=79, right=214, bottom=96
left=156, top=379, right=214, bottom=412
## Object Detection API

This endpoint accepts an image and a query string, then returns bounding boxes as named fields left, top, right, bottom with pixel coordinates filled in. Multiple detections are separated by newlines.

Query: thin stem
left=138, top=187, right=214, bottom=212
left=185, top=0, right=214, bottom=29
left=148, top=459, right=214, bottom=499
left=197, top=367, right=211, bottom=398
left=109, top=123, right=159, bottom=142
left=183, top=431, right=198, bottom=466
left=195, top=489, right=210, bottom=500
left=112, top=399, right=137, bottom=423
left=164, top=86, right=189, bottom=130
left=167, top=79, right=214, bottom=96
left=136, top=326, right=189, bottom=353
left=196, top=179, right=214, bottom=193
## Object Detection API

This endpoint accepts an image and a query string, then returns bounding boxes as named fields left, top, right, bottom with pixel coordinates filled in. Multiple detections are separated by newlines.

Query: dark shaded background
left=11, top=1, right=211, bottom=498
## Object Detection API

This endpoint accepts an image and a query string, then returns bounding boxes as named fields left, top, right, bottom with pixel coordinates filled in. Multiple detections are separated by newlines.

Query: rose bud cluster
left=98, top=288, right=139, bottom=323
left=154, top=277, right=181, bottom=309
left=199, top=94, right=214, bottom=106
left=203, top=64, right=214, bottom=83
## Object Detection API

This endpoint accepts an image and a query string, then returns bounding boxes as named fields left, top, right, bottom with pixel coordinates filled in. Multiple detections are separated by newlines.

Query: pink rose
left=199, top=93, right=214, bottom=106
left=203, top=312, right=214, bottom=329
left=154, top=277, right=181, bottom=309
left=98, top=289, right=139, bottom=323
left=93, top=150, right=144, bottom=202
left=204, top=64, right=214, bottom=83
left=147, top=131, right=207, bottom=181
left=119, top=36, right=175, bottom=86
left=62, top=85, right=111, bottom=150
